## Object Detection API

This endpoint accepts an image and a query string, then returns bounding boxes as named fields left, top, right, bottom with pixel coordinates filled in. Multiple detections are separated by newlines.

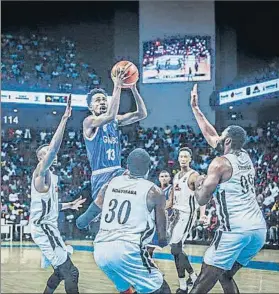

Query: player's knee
left=171, top=242, right=182, bottom=255
left=47, top=271, right=62, bottom=289
left=219, top=271, right=232, bottom=282
left=58, top=258, right=79, bottom=283
left=70, top=265, right=79, bottom=283
left=151, top=280, right=171, bottom=294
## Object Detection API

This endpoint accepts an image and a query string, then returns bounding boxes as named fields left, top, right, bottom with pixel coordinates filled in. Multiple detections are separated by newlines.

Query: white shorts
left=168, top=209, right=196, bottom=245
left=204, top=229, right=266, bottom=271
left=94, top=240, right=163, bottom=293
left=31, top=223, right=68, bottom=269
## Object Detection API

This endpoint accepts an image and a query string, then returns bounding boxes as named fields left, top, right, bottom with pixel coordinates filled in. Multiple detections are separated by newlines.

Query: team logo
left=174, top=184, right=181, bottom=191
left=253, top=86, right=260, bottom=94
left=103, top=124, right=107, bottom=132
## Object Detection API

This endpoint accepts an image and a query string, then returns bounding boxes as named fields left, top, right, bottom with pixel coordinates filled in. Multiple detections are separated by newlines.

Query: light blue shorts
left=204, top=228, right=266, bottom=270
left=94, top=240, right=163, bottom=293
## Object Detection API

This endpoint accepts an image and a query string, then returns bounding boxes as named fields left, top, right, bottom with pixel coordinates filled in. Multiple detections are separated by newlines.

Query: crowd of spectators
left=222, top=58, right=279, bottom=92
left=1, top=121, right=279, bottom=247
left=1, top=33, right=100, bottom=94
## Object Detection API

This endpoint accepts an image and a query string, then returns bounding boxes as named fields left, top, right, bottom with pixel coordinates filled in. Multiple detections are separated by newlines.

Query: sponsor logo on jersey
left=174, top=184, right=181, bottom=191
left=103, top=136, right=118, bottom=144
left=238, top=165, right=252, bottom=170
left=103, top=124, right=107, bottom=132
left=112, top=188, right=137, bottom=195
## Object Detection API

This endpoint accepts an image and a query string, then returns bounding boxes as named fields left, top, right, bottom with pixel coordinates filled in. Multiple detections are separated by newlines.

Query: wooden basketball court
left=1, top=241, right=279, bottom=293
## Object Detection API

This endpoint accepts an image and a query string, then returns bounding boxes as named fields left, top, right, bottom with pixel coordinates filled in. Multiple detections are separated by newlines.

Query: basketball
left=111, top=60, right=139, bottom=88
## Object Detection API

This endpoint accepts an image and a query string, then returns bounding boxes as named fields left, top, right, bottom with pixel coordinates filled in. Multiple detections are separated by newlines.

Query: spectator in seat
left=206, top=210, right=218, bottom=241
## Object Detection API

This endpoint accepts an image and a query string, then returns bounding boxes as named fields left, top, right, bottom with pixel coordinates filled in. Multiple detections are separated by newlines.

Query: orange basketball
left=111, top=60, right=139, bottom=88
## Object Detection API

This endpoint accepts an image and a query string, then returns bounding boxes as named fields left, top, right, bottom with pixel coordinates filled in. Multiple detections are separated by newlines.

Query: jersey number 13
left=106, top=149, right=116, bottom=160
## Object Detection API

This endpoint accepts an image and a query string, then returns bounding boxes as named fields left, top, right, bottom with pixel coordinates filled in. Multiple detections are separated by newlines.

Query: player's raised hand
left=70, top=196, right=87, bottom=211
left=190, top=83, right=199, bottom=110
left=63, top=94, right=72, bottom=119
left=113, top=66, right=128, bottom=88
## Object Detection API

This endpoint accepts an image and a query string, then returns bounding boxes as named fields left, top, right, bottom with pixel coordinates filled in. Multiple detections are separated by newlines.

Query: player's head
left=216, top=125, right=247, bottom=154
left=178, top=147, right=192, bottom=168
left=127, top=148, right=150, bottom=179
left=159, top=170, right=171, bottom=187
left=86, top=88, right=108, bottom=116
left=36, top=144, right=57, bottom=165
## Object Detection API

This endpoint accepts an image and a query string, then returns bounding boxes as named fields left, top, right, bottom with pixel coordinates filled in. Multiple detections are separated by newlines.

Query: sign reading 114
left=3, top=115, right=19, bottom=124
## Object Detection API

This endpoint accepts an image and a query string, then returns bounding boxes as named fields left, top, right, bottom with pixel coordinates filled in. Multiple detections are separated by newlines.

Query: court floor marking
left=1, top=243, right=279, bottom=272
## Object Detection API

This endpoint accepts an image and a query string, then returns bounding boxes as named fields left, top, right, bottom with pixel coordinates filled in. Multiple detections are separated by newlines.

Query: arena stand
left=1, top=33, right=100, bottom=94
left=1, top=122, right=279, bottom=247
left=222, top=59, right=279, bottom=91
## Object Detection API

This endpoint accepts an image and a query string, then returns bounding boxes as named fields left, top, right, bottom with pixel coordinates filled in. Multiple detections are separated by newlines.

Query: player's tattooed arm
left=36, top=96, right=72, bottom=180
left=117, top=84, right=147, bottom=126
left=147, top=185, right=167, bottom=245
left=94, top=183, right=109, bottom=209
left=190, top=84, right=220, bottom=148
left=165, top=187, right=173, bottom=210
left=189, top=171, right=206, bottom=217
left=194, top=157, right=225, bottom=206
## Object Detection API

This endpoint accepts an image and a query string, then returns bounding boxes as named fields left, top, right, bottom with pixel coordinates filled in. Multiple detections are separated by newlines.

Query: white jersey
left=30, top=170, right=59, bottom=228
left=215, top=150, right=266, bottom=232
left=172, top=170, right=197, bottom=214
left=94, top=175, right=155, bottom=247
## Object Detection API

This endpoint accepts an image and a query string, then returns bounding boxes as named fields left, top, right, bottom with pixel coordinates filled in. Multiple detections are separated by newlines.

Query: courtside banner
left=219, top=78, right=279, bottom=105
left=1, top=91, right=88, bottom=108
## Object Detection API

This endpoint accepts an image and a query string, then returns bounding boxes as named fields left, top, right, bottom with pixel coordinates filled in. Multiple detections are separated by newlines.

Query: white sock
left=179, top=278, right=187, bottom=291
left=190, top=272, right=197, bottom=283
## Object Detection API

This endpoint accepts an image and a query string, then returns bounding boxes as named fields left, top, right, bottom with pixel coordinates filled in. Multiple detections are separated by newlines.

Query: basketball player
left=93, top=148, right=171, bottom=294
left=30, top=97, right=86, bottom=294
left=76, top=66, right=147, bottom=229
left=168, top=147, right=206, bottom=294
left=147, top=170, right=173, bottom=258
left=189, top=84, right=267, bottom=293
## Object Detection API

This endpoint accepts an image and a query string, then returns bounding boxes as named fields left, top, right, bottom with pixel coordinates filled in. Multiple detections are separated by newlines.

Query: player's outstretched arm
left=75, top=184, right=108, bottom=229
left=190, top=84, right=220, bottom=148
left=194, top=157, right=224, bottom=206
left=117, top=84, right=147, bottom=126
left=59, top=196, right=87, bottom=211
left=37, top=96, right=72, bottom=177
left=147, top=185, right=168, bottom=247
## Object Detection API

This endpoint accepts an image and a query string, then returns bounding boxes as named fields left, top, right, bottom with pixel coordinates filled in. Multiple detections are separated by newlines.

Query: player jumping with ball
left=76, top=62, right=148, bottom=230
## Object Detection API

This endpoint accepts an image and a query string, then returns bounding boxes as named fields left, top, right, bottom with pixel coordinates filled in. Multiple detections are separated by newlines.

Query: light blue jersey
left=84, top=119, right=121, bottom=172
